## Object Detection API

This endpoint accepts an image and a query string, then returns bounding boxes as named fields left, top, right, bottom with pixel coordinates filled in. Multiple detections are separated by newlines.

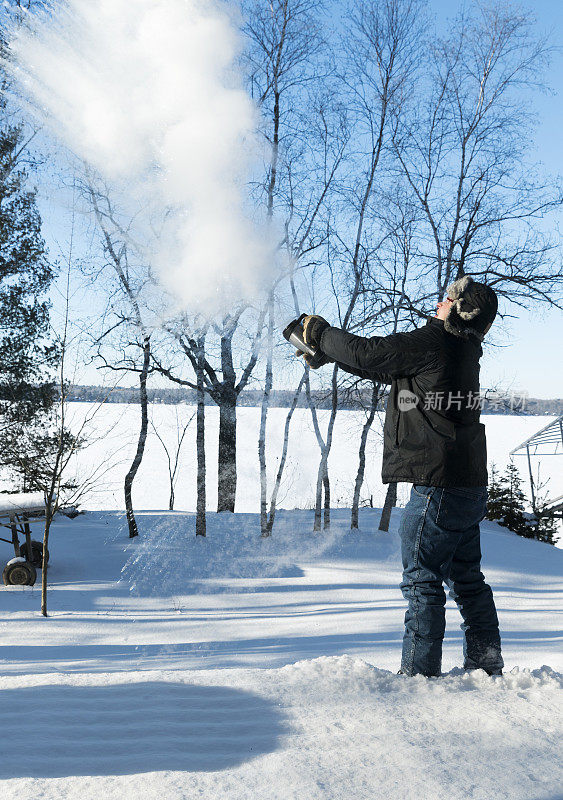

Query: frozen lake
left=61, top=403, right=561, bottom=515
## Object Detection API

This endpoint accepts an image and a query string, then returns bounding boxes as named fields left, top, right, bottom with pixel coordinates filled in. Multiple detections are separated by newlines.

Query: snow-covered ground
left=1, top=508, right=561, bottom=799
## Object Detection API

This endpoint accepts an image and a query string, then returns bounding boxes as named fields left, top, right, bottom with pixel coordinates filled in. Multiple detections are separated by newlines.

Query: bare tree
left=153, top=306, right=267, bottom=513
left=150, top=406, right=195, bottom=511
left=83, top=183, right=155, bottom=538
left=242, top=0, right=348, bottom=534
left=392, top=2, right=563, bottom=306
left=35, top=247, right=119, bottom=615
left=348, top=196, right=425, bottom=529
left=148, top=0, right=328, bottom=521
left=153, top=325, right=208, bottom=535
left=195, top=332, right=206, bottom=537
left=40, top=367, right=115, bottom=616
left=262, top=373, right=305, bottom=534
left=350, top=382, right=382, bottom=529
left=309, top=0, right=424, bottom=531
left=41, top=266, right=73, bottom=616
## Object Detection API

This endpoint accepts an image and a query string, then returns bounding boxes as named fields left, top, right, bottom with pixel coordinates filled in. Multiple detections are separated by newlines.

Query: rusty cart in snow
left=0, top=493, right=51, bottom=586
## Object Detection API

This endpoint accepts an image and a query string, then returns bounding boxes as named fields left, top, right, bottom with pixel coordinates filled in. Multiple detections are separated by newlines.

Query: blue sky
left=37, top=0, right=563, bottom=398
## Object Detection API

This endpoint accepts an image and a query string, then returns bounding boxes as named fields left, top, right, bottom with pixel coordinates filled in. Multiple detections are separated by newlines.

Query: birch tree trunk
left=124, top=335, right=150, bottom=538
left=314, top=363, right=339, bottom=531
left=266, top=374, right=305, bottom=535
left=259, top=293, right=274, bottom=535
left=88, top=189, right=153, bottom=539
left=351, top=383, right=380, bottom=529
left=195, top=335, right=206, bottom=537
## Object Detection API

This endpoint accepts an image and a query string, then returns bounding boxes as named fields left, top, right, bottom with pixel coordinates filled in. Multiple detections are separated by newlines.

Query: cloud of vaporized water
left=7, top=0, right=273, bottom=312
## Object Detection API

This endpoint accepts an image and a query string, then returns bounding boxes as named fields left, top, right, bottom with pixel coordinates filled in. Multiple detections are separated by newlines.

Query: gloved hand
left=296, top=314, right=332, bottom=369
left=302, top=314, right=330, bottom=349
left=296, top=350, right=332, bottom=369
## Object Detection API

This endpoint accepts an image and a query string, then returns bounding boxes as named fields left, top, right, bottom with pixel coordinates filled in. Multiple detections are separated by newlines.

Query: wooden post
left=379, top=483, right=397, bottom=532
left=526, top=444, right=536, bottom=515
left=10, top=516, right=21, bottom=557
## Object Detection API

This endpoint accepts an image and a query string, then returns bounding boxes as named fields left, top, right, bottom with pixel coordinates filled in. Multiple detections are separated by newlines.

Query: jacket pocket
left=426, top=412, right=456, bottom=441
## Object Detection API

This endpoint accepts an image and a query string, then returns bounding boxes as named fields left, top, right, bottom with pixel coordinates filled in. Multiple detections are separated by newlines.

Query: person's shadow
left=0, top=681, right=287, bottom=778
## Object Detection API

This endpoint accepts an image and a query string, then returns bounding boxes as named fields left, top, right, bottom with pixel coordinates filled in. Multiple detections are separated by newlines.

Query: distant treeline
left=65, top=384, right=563, bottom=416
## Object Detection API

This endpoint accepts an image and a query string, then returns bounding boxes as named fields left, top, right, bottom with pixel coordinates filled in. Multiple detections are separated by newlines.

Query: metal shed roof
left=510, top=415, right=563, bottom=457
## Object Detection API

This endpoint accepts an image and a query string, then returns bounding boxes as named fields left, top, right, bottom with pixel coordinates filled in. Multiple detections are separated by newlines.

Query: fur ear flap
left=444, top=299, right=484, bottom=341
left=446, top=275, right=473, bottom=300
left=443, top=315, right=464, bottom=338
left=458, top=306, right=480, bottom=321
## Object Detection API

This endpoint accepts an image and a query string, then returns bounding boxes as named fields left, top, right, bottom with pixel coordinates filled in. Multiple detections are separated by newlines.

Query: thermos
left=282, top=313, right=326, bottom=369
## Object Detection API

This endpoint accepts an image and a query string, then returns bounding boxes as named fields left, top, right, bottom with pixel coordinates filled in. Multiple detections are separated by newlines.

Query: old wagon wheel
left=3, top=559, right=37, bottom=586
left=19, top=540, right=49, bottom=567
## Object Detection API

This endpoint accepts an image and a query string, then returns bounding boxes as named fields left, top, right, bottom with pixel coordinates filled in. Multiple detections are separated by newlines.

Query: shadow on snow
left=0, top=681, right=288, bottom=778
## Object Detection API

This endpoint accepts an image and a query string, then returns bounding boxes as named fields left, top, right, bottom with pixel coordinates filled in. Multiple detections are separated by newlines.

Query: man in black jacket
left=302, top=276, right=504, bottom=677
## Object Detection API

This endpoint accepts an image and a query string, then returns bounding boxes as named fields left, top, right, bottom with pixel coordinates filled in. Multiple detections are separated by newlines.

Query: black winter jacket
left=320, top=318, right=488, bottom=487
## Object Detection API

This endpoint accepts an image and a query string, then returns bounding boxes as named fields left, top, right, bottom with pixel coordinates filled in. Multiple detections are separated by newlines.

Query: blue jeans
left=399, top=484, right=503, bottom=677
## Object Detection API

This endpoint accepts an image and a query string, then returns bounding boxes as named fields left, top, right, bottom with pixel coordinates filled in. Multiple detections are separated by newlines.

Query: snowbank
left=0, top=655, right=561, bottom=799
left=1, top=508, right=561, bottom=800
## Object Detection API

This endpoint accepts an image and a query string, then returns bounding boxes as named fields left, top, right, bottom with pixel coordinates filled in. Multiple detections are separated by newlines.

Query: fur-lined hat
left=443, top=276, right=498, bottom=341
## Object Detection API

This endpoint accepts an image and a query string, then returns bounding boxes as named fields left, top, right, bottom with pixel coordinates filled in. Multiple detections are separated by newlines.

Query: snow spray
left=6, top=0, right=273, bottom=312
